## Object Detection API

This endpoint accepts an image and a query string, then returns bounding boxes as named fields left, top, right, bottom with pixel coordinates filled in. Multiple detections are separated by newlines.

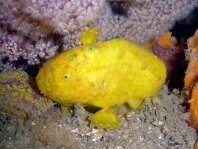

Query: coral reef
left=0, top=0, right=198, bottom=148
left=0, top=0, right=196, bottom=67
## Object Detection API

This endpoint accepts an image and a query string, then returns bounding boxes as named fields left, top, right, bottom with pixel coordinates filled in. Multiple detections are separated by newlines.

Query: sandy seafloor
left=0, top=84, right=197, bottom=149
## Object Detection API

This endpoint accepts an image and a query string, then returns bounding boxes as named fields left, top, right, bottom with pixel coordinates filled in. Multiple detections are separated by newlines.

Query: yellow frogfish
left=36, top=38, right=166, bottom=128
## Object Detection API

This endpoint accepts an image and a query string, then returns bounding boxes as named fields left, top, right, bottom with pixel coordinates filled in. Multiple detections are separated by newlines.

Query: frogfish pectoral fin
left=90, top=105, right=120, bottom=128
left=127, top=98, right=145, bottom=110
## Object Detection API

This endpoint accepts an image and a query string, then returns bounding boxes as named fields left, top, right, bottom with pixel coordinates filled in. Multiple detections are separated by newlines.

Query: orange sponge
left=158, top=32, right=177, bottom=49
left=190, top=83, right=198, bottom=129
left=188, top=29, right=198, bottom=51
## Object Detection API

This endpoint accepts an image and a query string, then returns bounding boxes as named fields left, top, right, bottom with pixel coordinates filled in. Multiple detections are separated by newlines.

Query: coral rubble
left=0, top=84, right=197, bottom=148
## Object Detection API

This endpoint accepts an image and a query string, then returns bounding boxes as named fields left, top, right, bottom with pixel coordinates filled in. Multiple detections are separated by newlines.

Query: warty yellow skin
left=36, top=38, right=166, bottom=128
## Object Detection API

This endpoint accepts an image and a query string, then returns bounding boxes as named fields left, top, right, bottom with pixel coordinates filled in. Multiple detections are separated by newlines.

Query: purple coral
left=0, top=71, right=54, bottom=117
left=0, top=0, right=197, bottom=68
